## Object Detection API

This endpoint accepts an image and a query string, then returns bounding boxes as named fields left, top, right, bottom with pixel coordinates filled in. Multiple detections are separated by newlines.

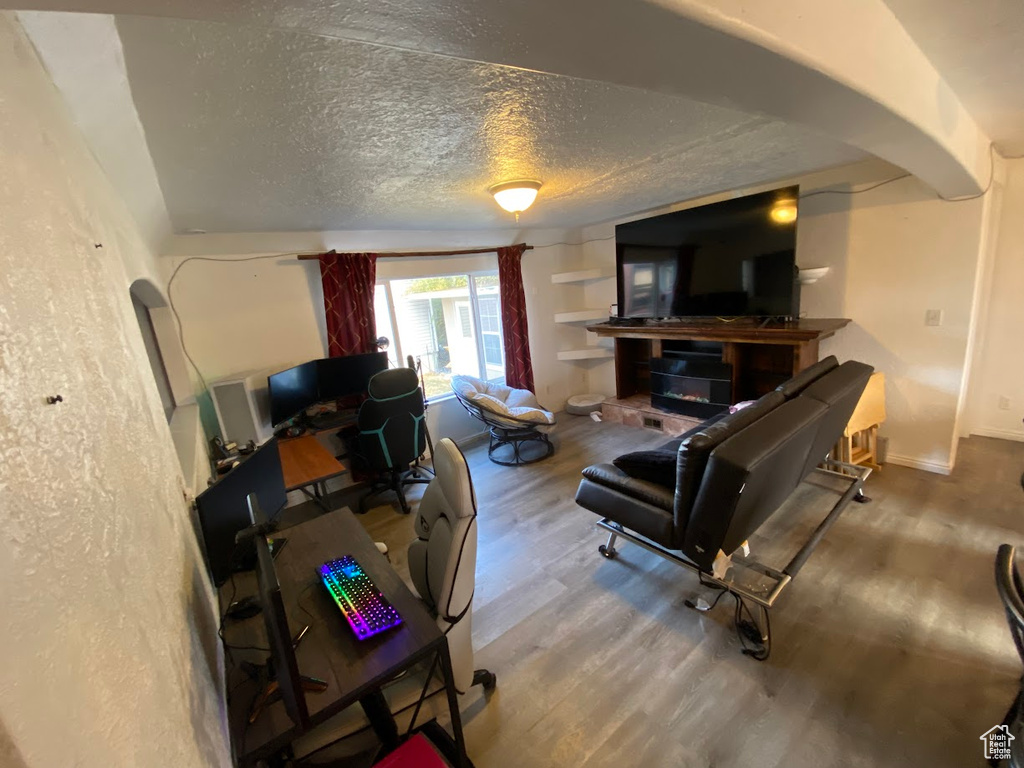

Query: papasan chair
left=451, top=375, right=556, bottom=465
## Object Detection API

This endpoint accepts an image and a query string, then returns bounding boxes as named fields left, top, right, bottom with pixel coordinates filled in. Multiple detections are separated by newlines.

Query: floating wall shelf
left=550, top=269, right=610, bottom=284
left=554, top=309, right=608, bottom=323
left=557, top=348, right=615, bottom=361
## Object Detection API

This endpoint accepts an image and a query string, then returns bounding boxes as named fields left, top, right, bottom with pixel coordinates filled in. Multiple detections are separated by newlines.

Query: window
left=375, top=272, right=504, bottom=400
left=477, top=294, right=503, bottom=370
left=373, top=284, right=400, bottom=368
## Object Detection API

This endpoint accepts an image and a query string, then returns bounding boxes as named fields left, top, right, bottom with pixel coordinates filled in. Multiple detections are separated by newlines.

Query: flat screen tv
left=616, top=186, right=800, bottom=319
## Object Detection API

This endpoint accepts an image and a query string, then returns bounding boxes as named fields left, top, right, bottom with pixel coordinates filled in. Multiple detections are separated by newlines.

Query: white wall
left=162, top=229, right=588, bottom=443
left=964, top=157, right=1024, bottom=442
left=19, top=11, right=173, bottom=278
left=579, top=159, right=990, bottom=474
left=0, top=14, right=229, bottom=768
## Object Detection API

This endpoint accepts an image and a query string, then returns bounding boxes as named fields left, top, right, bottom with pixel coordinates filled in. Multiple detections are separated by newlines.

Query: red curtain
left=496, top=244, right=535, bottom=392
left=318, top=251, right=378, bottom=357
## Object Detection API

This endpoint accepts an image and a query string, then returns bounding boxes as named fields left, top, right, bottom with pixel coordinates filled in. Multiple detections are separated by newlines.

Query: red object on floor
left=373, top=733, right=449, bottom=767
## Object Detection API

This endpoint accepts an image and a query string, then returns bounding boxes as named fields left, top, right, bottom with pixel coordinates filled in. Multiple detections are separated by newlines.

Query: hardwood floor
left=318, top=417, right=1024, bottom=767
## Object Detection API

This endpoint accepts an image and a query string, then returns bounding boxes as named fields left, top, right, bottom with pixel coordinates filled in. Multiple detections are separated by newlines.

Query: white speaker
left=209, top=369, right=275, bottom=445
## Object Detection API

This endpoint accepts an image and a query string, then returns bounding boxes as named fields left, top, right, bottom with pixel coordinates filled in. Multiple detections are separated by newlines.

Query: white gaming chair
left=289, top=439, right=493, bottom=763
left=408, top=437, right=495, bottom=693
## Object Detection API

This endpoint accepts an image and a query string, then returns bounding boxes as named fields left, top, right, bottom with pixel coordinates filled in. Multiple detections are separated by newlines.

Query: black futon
left=575, top=356, right=873, bottom=570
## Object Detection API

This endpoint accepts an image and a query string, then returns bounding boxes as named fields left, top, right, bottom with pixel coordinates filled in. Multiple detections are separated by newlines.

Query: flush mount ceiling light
left=489, top=180, right=542, bottom=222
left=770, top=199, right=798, bottom=224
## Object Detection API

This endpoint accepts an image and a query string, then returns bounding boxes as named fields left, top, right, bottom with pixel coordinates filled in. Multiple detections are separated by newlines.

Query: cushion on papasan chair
left=450, top=375, right=556, bottom=427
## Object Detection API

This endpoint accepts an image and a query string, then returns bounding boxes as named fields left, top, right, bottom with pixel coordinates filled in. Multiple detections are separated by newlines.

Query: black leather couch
left=575, top=356, right=873, bottom=570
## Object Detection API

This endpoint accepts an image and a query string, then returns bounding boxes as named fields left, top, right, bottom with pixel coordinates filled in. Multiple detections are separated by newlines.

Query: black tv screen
left=616, top=186, right=799, bottom=319
left=268, top=361, right=319, bottom=426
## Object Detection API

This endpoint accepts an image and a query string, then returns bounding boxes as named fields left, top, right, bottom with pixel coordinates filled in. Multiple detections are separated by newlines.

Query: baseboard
left=453, top=430, right=489, bottom=448
left=885, top=453, right=953, bottom=476
left=968, top=427, right=1024, bottom=443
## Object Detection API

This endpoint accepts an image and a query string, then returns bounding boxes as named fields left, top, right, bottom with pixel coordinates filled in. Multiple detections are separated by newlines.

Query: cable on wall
left=801, top=142, right=1003, bottom=204
left=530, top=234, right=616, bottom=249
left=799, top=173, right=914, bottom=201
left=167, top=252, right=294, bottom=391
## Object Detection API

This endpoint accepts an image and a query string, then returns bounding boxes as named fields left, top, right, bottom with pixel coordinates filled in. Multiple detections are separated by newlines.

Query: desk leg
left=299, top=482, right=331, bottom=513
left=359, top=691, right=399, bottom=752
left=438, top=642, right=469, bottom=768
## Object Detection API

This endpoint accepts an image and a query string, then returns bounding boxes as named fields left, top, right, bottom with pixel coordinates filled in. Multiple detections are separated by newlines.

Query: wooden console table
left=587, top=318, right=850, bottom=403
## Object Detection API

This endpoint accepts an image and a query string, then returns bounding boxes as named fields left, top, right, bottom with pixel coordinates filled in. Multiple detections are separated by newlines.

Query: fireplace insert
left=650, top=356, right=732, bottom=418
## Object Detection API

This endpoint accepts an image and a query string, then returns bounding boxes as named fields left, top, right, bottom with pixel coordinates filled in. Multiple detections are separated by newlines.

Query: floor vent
left=642, top=416, right=663, bottom=430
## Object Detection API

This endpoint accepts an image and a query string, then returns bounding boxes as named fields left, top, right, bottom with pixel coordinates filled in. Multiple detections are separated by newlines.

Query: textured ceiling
left=885, top=0, right=1024, bottom=156
left=115, top=15, right=866, bottom=232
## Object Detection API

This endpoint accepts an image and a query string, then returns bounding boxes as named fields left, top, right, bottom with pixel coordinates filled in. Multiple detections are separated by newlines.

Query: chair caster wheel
left=472, top=669, right=497, bottom=690
left=853, top=490, right=871, bottom=504
left=599, top=544, right=618, bottom=559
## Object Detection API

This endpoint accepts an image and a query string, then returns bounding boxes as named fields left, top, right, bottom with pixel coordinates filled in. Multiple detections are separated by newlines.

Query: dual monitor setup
left=268, top=351, right=389, bottom=428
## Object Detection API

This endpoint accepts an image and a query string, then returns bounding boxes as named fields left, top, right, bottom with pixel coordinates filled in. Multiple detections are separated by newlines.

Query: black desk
left=221, top=508, right=467, bottom=766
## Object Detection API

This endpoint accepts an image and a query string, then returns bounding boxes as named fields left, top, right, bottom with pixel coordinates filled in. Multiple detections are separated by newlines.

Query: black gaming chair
left=356, top=367, right=432, bottom=514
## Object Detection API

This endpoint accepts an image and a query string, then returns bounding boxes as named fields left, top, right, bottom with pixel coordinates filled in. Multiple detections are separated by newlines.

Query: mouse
left=225, top=596, right=262, bottom=621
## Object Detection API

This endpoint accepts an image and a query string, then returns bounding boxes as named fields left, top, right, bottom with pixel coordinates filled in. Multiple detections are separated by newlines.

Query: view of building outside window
left=375, top=272, right=504, bottom=399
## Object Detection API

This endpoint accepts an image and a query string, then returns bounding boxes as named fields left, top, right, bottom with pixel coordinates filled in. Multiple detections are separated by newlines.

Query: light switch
left=999, top=396, right=1011, bottom=411
left=925, top=309, right=943, bottom=327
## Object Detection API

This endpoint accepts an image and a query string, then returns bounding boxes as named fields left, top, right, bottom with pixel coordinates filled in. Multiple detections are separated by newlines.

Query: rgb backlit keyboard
left=319, top=555, right=402, bottom=640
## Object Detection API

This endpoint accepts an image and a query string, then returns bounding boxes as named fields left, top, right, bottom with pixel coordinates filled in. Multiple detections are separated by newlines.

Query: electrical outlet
left=925, top=309, right=943, bottom=327
left=999, top=396, right=1011, bottom=411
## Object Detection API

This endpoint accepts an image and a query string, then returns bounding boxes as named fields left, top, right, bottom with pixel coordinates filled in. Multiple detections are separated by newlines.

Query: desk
left=222, top=508, right=468, bottom=767
left=278, top=435, right=348, bottom=505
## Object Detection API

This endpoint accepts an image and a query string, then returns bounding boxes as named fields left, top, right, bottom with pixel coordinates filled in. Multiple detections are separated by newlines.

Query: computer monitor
left=268, top=361, right=319, bottom=427
left=251, top=496, right=309, bottom=728
left=195, top=438, right=287, bottom=586
left=316, top=352, right=388, bottom=401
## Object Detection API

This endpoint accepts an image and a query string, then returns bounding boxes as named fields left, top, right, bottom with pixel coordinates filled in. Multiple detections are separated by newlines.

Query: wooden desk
left=278, top=435, right=347, bottom=504
left=222, top=508, right=468, bottom=767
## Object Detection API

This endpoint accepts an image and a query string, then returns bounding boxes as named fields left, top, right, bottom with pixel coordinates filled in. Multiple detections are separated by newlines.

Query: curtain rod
left=296, top=243, right=532, bottom=260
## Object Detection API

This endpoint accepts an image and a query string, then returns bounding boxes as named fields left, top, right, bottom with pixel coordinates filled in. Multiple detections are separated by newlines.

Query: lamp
left=375, top=336, right=390, bottom=351
left=770, top=199, right=798, bottom=224
left=489, top=180, right=542, bottom=222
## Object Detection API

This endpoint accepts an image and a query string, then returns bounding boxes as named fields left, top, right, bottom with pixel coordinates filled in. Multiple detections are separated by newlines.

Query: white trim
left=885, top=453, right=953, bottom=476
left=968, top=427, right=1024, bottom=443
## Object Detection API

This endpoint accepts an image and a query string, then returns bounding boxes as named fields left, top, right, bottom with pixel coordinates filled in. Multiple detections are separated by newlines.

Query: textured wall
left=0, top=14, right=230, bottom=768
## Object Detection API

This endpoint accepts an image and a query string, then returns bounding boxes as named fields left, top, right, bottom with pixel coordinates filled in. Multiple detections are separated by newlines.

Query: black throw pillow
left=612, top=450, right=677, bottom=488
